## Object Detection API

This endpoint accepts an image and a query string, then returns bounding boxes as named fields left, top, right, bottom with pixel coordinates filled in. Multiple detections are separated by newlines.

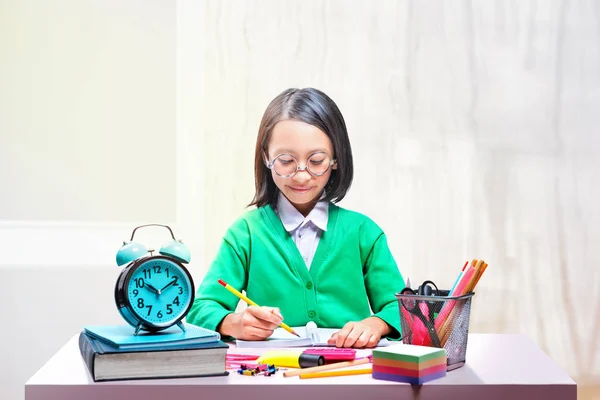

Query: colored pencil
left=448, top=261, right=469, bottom=295
left=472, top=262, right=488, bottom=289
left=283, top=357, right=371, bottom=377
left=435, top=264, right=476, bottom=331
left=439, top=259, right=489, bottom=346
left=464, top=259, right=485, bottom=294
left=217, top=279, right=300, bottom=337
left=299, top=367, right=373, bottom=379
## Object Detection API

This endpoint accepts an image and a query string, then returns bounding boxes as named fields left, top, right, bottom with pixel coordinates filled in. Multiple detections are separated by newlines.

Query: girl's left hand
left=327, top=317, right=391, bottom=348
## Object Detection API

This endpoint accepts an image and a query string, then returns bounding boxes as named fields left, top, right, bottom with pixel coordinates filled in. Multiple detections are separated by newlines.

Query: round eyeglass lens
left=272, top=152, right=332, bottom=177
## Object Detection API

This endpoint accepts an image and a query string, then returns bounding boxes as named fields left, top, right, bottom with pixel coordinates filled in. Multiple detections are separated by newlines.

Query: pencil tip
left=293, top=330, right=301, bottom=337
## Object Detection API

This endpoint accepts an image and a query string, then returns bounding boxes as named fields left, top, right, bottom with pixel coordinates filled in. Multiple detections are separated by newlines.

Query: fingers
left=365, top=332, right=381, bottom=348
left=327, top=332, right=338, bottom=346
left=335, top=322, right=358, bottom=347
left=236, top=306, right=284, bottom=340
left=328, top=322, right=382, bottom=348
left=268, top=307, right=284, bottom=320
left=244, top=306, right=283, bottom=328
left=237, top=325, right=274, bottom=340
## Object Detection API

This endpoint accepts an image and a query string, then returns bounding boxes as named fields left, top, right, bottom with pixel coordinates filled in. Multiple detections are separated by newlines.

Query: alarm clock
left=115, top=224, right=195, bottom=335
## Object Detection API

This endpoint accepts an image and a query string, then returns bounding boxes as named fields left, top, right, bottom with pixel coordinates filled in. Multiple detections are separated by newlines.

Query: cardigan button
left=308, top=310, right=316, bottom=318
left=306, top=282, right=313, bottom=290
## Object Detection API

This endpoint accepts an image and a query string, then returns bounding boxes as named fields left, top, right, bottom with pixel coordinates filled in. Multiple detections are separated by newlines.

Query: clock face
left=125, top=257, right=193, bottom=327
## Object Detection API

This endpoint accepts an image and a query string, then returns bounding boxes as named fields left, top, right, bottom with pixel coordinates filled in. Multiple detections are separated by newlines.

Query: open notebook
left=236, top=323, right=391, bottom=348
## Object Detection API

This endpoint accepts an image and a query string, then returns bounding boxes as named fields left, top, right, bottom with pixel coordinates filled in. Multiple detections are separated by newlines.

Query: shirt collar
left=276, top=191, right=329, bottom=232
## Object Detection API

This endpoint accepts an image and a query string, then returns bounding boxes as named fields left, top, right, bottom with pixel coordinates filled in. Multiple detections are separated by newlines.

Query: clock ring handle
left=129, top=224, right=177, bottom=242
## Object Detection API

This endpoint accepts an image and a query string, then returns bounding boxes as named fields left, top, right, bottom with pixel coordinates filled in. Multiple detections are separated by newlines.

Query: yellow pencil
left=299, top=367, right=373, bottom=379
left=218, top=279, right=300, bottom=337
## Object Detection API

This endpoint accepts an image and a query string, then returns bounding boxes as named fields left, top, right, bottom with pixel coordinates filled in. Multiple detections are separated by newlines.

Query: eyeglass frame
left=264, top=151, right=337, bottom=178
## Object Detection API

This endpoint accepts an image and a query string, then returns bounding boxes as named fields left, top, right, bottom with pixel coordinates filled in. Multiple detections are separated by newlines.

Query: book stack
left=371, top=344, right=447, bottom=384
left=79, top=323, right=229, bottom=382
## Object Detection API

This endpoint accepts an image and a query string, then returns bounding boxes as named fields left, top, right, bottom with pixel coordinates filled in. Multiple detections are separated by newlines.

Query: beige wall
left=0, top=0, right=177, bottom=223
left=201, top=0, right=599, bottom=390
left=1, top=1, right=598, bottom=399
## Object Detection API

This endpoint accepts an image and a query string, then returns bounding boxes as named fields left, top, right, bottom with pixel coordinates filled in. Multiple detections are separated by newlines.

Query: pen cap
left=298, top=353, right=325, bottom=368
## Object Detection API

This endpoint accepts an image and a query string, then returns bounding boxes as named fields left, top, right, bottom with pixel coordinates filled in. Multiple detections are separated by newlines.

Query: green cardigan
left=187, top=203, right=405, bottom=338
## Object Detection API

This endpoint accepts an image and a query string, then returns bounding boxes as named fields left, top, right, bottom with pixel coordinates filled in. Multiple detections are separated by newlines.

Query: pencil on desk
left=217, top=279, right=300, bottom=337
left=283, top=357, right=371, bottom=377
left=299, top=367, right=373, bottom=379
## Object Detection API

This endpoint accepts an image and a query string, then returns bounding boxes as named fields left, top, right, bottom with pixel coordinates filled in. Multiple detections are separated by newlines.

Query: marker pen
left=256, top=350, right=325, bottom=368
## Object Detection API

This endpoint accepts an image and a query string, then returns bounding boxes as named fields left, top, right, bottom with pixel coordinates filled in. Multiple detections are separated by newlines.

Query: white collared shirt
left=275, top=192, right=328, bottom=270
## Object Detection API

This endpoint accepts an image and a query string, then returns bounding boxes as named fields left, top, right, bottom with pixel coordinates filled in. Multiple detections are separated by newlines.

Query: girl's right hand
left=219, top=306, right=283, bottom=340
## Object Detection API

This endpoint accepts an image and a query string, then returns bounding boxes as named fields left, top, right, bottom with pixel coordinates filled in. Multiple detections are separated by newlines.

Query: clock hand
left=160, top=279, right=177, bottom=293
left=144, top=281, right=162, bottom=295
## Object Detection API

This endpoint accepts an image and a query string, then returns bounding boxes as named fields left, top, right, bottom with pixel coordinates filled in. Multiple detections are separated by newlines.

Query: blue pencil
left=436, top=261, right=470, bottom=317
left=448, top=261, right=469, bottom=296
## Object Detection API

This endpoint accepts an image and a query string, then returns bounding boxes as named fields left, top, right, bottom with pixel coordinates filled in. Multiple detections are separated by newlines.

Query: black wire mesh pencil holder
left=395, top=290, right=475, bottom=371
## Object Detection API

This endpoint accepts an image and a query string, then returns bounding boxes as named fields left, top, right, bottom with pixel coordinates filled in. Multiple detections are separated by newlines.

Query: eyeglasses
left=266, top=151, right=336, bottom=178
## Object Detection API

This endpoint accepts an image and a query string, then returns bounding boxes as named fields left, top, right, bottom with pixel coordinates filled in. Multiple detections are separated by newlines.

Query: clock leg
left=176, top=321, right=187, bottom=333
left=134, top=323, right=144, bottom=336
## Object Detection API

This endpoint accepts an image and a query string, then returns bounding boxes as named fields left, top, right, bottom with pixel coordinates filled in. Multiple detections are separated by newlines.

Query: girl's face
left=266, top=119, right=337, bottom=216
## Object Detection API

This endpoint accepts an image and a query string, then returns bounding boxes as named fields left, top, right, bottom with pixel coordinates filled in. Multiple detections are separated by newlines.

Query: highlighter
left=256, top=350, right=325, bottom=368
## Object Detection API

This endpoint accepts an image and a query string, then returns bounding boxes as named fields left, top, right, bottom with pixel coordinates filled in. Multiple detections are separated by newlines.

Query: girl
left=187, top=88, right=405, bottom=348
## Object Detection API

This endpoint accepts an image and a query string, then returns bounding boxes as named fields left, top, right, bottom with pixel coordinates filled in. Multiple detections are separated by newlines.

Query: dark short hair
left=249, top=88, right=354, bottom=208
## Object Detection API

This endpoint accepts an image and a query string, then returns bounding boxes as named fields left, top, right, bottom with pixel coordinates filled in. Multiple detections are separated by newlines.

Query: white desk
left=25, top=333, right=576, bottom=400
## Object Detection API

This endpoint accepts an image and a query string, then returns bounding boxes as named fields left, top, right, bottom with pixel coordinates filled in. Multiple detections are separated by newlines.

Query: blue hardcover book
left=83, top=323, right=220, bottom=350
left=79, top=332, right=229, bottom=381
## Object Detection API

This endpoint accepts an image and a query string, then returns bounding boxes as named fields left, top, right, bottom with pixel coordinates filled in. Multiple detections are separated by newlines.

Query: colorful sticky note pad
left=371, top=344, right=447, bottom=384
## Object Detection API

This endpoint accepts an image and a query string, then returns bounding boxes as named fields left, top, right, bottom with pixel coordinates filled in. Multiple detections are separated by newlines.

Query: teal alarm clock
left=115, top=224, right=195, bottom=335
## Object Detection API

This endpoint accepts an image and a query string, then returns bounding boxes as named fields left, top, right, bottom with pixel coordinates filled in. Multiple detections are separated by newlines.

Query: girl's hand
left=219, top=306, right=283, bottom=340
left=327, top=317, right=391, bottom=348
